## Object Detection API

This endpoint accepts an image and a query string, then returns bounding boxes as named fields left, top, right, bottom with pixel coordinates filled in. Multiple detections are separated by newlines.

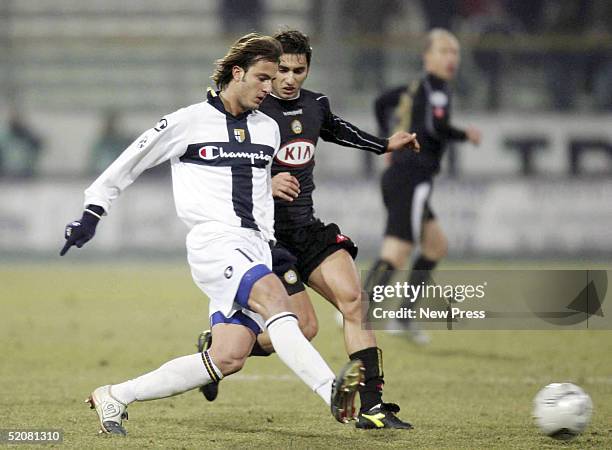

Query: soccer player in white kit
left=60, top=33, right=363, bottom=436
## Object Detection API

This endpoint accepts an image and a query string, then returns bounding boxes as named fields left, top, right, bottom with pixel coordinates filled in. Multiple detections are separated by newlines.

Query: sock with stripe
left=111, top=351, right=222, bottom=404
left=265, top=312, right=335, bottom=405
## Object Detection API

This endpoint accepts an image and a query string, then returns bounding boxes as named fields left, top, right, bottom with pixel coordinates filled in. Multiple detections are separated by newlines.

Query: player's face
left=425, top=35, right=460, bottom=81
left=272, top=53, right=309, bottom=99
left=236, top=59, right=278, bottom=111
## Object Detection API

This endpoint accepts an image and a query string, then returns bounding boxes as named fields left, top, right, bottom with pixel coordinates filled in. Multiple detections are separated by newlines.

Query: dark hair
left=273, top=29, right=312, bottom=66
left=212, top=33, right=282, bottom=89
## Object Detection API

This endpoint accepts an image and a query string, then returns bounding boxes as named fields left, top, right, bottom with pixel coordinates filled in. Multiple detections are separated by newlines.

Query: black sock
left=350, top=347, right=384, bottom=412
left=249, top=340, right=271, bottom=357
left=402, top=255, right=438, bottom=309
left=364, top=259, right=396, bottom=299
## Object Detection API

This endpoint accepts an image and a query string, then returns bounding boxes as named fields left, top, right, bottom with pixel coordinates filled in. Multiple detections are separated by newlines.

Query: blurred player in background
left=364, top=29, right=481, bottom=343
left=0, top=108, right=44, bottom=178
left=198, top=29, right=419, bottom=430
left=60, top=33, right=363, bottom=435
left=88, top=109, right=133, bottom=175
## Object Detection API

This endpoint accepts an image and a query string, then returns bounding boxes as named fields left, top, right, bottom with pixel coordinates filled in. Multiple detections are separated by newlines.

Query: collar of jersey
left=207, top=89, right=253, bottom=121
left=270, top=91, right=301, bottom=101
left=424, top=72, right=447, bottom=88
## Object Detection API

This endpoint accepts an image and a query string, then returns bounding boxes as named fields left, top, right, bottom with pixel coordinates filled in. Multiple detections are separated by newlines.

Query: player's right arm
left=60, top=112, right=186, bottom=255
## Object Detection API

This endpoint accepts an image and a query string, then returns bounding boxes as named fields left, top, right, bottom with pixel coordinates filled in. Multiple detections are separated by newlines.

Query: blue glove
left=60, top=205, right=104, bottom=256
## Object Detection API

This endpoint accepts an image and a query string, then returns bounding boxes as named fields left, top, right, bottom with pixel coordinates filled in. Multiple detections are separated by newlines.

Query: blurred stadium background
left=1, top=0, right=611, bottom=261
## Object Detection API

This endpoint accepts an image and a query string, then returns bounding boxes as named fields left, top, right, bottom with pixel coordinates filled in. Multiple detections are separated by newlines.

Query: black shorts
left=273, top=220, right=358, bottom=294
left=381, top=169, right=436, bottom=243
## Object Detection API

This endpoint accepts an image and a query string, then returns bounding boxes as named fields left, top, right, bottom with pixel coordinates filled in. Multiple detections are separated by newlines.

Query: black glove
left=60, top=205, right=104, bottom=256
left=271, top=244, right=297, bottom=276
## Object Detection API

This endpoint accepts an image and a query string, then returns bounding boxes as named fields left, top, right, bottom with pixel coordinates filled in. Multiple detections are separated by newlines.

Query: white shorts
left=186, top=226, right=273, bottom=334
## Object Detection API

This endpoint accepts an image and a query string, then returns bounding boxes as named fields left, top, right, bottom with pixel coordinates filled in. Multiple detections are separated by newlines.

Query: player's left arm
left=464, top=126, right=482, bottom=145
left=442, top=122, right=481, bottom=145
left=436, top=119, right=481, bottom=145
left=428, top=95, right=481, bottom=145
left=319, top=96, right=383, bottom=154
left=319, top=95, right=419, bottom=154
left=60, top=113, right=186, bottom=256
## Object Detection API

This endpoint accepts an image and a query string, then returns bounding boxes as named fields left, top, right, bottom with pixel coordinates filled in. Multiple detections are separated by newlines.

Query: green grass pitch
left=1, top=262, right=611, bottom=449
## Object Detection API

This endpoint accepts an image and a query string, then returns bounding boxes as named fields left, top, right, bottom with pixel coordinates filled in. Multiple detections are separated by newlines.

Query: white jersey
left=84, top=90, right=280, bottom=241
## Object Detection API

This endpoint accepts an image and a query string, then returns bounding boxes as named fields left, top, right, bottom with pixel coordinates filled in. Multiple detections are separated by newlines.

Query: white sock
left=111, top=351, right=222, bottom=404
left=313, top=379, right=333, bottom=405
left=266, top=312, right=335, bottom=405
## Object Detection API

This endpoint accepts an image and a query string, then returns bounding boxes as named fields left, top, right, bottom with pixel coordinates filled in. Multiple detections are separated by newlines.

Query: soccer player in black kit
left=198, top=29, right=419, bottom=429
left=364, top=29, right=481, bottom=344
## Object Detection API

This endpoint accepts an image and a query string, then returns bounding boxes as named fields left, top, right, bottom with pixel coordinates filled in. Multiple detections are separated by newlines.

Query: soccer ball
left=533, top=382, right=593, bottom=440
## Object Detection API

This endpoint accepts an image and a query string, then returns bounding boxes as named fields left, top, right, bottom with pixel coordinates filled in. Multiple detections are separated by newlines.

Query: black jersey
left=375, top=73, right=466, bottom=179
left=260, top=89, right=387, bottom=231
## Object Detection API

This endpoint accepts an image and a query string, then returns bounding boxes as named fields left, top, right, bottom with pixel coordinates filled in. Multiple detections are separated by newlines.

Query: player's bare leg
left=199, top=283, right=319, bottom=401
left=208, top=323, right=256, bottom=376
left=420, top=220, right=448, bottom=262
left=308, top=250, right=375, bottom=354
left=308, top=249, right=412, bottom=429
left=381, top=236, right=413, bottom=270
left=197, top=282, right=319, bottom=402
left=198, top=323, right=255, bottom=401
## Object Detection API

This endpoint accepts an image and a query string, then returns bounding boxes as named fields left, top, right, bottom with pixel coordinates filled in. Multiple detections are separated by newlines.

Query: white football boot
left=85, top=385, right=128, bottom=436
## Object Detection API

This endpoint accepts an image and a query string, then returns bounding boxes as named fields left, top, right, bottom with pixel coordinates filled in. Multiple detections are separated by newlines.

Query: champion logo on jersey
left=234, top=129, right=246, bottom=143
left=275, top=139, right=315, bottom=167
left=197, top=145, right=272, bottom=164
